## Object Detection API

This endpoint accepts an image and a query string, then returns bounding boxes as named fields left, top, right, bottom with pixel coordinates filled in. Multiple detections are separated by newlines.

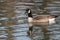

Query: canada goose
left=26, top=9, right=58, bottom=25
left=26, top=8, right=58, bottom=36
left=25, top=9, right=33, bottom=36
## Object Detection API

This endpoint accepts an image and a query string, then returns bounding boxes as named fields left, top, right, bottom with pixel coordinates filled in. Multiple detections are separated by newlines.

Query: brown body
left=33, top=15, right=53, bottom=22
left=32, top=15, right=55, bottom=25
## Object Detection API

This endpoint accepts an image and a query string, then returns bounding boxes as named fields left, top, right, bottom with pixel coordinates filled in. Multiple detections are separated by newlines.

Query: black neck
left=28, top=13, right=33, bottom=18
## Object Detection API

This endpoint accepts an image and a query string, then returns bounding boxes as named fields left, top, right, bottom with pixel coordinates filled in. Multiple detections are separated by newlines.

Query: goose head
left=26, top=9, right=33, bottom=17
left=26, top=9, right=31, bottom=13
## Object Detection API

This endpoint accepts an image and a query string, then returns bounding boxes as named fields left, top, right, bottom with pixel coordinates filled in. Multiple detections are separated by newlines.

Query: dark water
left=0, top=0, right=60, bottom=40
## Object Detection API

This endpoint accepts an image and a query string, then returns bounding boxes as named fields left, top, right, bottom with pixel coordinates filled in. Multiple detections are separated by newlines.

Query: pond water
left=0, top=0, right=60, bottom=40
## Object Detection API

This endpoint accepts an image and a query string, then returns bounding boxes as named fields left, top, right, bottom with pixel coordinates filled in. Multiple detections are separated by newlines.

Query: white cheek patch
left=28, top=10, right=30, bottom=13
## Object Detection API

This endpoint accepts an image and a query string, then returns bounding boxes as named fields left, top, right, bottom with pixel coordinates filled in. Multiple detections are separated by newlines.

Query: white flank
left=49, top=18, right=56, bottom=24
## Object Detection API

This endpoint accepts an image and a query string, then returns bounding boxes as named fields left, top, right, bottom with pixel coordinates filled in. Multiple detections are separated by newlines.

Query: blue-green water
left=0, top=0, right=60, bottom=40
